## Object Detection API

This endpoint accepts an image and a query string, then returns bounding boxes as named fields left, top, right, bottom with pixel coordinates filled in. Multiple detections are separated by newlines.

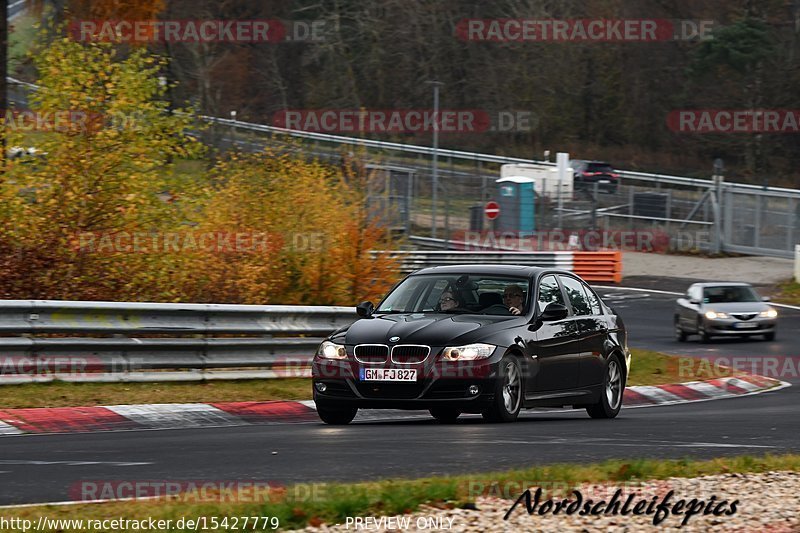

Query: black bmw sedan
left=312, top=265, right=630, bottom=424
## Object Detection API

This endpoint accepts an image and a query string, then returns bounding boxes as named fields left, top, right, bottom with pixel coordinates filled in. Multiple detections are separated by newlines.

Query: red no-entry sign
left=484, top=201, right=500, bottom=220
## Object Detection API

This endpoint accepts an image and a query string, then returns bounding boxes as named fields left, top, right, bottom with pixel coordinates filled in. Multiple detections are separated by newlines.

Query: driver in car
left=439, top=290, right=460, bottom=311
left=503, top=285, right=525, bottom=315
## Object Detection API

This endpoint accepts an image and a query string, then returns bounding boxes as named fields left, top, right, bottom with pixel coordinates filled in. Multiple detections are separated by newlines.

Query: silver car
left=674, top=282, right=778, bottom=342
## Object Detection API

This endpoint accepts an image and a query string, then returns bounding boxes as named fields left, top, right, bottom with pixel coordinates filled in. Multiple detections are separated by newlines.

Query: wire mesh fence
left=8, top=76, right=797, bottom=258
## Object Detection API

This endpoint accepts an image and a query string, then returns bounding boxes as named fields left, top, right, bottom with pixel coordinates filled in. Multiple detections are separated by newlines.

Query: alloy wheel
left=605, top=360, right=622, bottom=410
left=502, top=361, right=521, bottom=414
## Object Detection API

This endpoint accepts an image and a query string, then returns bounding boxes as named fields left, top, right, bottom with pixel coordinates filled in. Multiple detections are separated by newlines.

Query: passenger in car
left=503, top=285, right=525, bottom=315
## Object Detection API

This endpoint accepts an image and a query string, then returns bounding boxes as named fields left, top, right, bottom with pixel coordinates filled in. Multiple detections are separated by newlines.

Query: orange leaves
left=173, top=150, right=401, bottom=305
left=0, top=32, right=398, bottom=304
left=67, top=0, right=165, bottom=21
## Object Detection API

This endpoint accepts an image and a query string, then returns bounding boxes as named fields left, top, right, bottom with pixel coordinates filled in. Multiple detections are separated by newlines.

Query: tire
left=697, top=319, right=711, bottom=343
left=429, top=407, right=461, bottom=423
left=482, top=355, right=523, bottom=423
left=586, top=354, right=625, bottom=419
left=316, top=404, right=357, bottom=425
left=764, top=332, right=776, bottom=341
left=674, top=317, right=687, bottom=342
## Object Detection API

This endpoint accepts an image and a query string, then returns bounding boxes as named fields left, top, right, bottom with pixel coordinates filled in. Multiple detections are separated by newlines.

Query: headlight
left=704, top=311, right=728, bottom=320
left=318, top=341, right=347, bottom=360
left=760, top=308, right=778, bottom=318
left=442, top=343, right=496, bottom=361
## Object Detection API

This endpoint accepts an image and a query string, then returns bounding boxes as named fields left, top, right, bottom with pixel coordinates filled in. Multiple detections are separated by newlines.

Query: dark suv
left=571, top=160, right=620, bottom=193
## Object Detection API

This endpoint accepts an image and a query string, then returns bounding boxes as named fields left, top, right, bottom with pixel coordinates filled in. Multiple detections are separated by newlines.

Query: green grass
left=0, top=349, right=731, bottom=409
left=775, top=279, right=800, bottom=306
left=2, top=454, right=798, bottom=531
left=0, top=379, right=312, bottom=409
left=8, top=13, right=38, bottom=73
left=627, top=348, right=734, bottom=385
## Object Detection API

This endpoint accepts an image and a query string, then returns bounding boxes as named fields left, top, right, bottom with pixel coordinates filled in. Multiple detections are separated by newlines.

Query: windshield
left=587, top=163, right=614, bottom=172
left=703, top=286, right=759, bottom=303
left=376, top=274, right=530, bottom=316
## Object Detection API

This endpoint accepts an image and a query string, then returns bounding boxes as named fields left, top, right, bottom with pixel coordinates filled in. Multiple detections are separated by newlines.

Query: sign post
left=485, top=201, right=500, bottom=235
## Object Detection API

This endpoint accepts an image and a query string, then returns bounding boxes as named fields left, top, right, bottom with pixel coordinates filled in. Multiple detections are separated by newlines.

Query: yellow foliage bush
left=0, top=36, right=400, bottom=305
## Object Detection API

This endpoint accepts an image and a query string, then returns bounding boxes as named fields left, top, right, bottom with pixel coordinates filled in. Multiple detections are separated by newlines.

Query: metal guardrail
left=7, top=76, right=798, bottom=259
left=8, top=76, right=800, bottom=199
left=0, top=247, right=626, bottom=384
left=381, top=250, right=621, bottom=282
left=204, top=112, right=800, bottom=197
left=0, top=300, right=356, bottom=384
left=373, top=249, right=579, bottom=273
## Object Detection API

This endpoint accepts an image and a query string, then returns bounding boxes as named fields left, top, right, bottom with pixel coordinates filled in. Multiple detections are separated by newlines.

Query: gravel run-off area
left=289, top=471, right=800, bottom=532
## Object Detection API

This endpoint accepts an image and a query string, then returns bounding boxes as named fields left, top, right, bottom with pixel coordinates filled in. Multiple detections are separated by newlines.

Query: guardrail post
left=711, top=173, right=724, bottom=254
left=795, top=244, right=800, bottom=283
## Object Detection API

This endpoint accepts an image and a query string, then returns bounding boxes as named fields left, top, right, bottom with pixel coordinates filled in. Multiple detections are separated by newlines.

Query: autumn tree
left=173, top=147, right=401, bottom=305
left=0, top=33, right=202, bottom=299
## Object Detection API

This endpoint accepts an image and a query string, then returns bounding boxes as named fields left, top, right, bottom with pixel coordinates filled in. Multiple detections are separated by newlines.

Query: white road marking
left=600, top=292, right=653, bottom=301
left=627, top=385, right=685, bottom=403
left=726, top=377, right=761, bottom=392
left=451, top=438, right=774, bottom=448
left=0, top=496, right=165, bottom=509
left=104, top=403, right=243, bottom=429
left=0, top=421, right=23, bottom=435
left=682, top=380, right=735, bottom=398
left=0, top=460, right=151, bottom=466
left=594, top=285, right=800, bottom=311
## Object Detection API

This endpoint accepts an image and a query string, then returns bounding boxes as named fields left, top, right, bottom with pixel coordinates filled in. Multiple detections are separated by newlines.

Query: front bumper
left=703, top=317, right=777, bottom=335
left=575, top=178, right=618, bottom=193
left=312, top=357, right=501, bottom=410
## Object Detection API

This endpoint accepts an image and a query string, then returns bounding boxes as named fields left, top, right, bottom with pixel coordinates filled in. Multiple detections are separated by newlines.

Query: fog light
left=315, top=382, right=327, bottom=393
left=468, top=385, right=479, bottom=395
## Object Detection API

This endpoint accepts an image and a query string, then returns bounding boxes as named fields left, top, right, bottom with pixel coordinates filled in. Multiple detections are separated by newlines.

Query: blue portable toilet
left=495, top=176, right=536, bottom=232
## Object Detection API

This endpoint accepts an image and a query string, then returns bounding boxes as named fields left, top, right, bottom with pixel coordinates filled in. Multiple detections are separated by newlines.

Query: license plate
left=734, top=322, right=759, bottom=329
left=599, top=179, right=611, bottom=184
left=359, top=368, right=417, bottom=381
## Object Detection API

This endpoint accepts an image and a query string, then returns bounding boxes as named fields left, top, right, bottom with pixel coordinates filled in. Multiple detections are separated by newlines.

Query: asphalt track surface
left=1, top=284, right=798, bottom=506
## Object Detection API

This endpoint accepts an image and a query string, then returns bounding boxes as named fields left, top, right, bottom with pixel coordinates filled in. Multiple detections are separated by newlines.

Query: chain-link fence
left=10, top=76, right=797, bottom=257
left=204, top=121, right=800, bottom=257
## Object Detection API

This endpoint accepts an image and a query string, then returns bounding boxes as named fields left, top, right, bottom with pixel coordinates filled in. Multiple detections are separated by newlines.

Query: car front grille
left=354, top=344, right=389, bottom=364
left=391, top=345, right=431, bottom=364
left=732, top=313, right=757, bottom=321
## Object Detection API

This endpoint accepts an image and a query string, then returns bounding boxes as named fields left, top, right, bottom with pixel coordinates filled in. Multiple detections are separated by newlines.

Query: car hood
left=336, top=313, right=518, bottom=347
left=703, top=302, right=771, bottom=313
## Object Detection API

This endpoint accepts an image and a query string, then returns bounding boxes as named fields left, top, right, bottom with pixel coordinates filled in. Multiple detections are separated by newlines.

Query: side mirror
left=540, top=302, right=569, bottom=322
left=356, top=301, right=375, bottom=318
left=689, top=298, right=701, bottom=305
left=762, top=296, right=771, bottom=302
